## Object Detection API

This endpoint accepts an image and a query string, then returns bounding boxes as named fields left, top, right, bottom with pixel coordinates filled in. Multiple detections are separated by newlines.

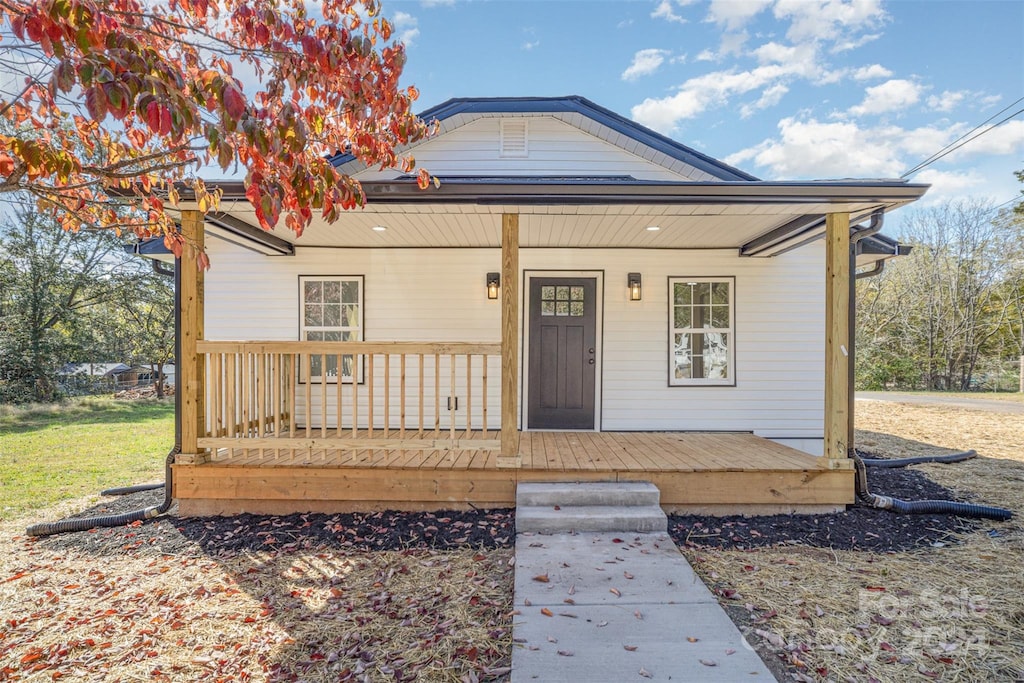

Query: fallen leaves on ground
left=0, top=524, right=514, bottom=682
left=681, top=401, right=1024, bottom=683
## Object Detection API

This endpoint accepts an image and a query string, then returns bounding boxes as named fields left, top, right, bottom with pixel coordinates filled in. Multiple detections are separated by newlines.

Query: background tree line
left=856, top=195, right=1024, bottom=391
left=0, top=202, right=174, bottom=404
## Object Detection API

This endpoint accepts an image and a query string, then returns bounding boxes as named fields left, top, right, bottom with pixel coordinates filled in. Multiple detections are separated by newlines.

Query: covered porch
left=168, top=177, right=924, bottom=515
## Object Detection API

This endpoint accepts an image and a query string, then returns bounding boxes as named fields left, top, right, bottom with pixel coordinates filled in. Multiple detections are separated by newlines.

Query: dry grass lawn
left=2, top=399, right=1021, bottom=681
left=684, top=400, right=1024, bottom=682
left=0, top=499, right=513, bottom=682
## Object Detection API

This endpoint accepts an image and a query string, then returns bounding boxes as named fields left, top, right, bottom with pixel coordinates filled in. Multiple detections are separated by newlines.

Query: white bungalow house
left=158, top=96, right=926, bottom=516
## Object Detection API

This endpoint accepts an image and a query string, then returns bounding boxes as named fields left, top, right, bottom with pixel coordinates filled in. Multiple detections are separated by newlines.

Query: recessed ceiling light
left=372, top=225, right=386, bottom=232
left=645, top=226, right=660, bottom=231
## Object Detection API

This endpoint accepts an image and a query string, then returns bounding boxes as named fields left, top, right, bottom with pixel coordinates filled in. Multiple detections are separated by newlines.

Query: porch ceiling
left=197, top=178, right=927, bottom=253
left=213, top=200, right=891, bottom=249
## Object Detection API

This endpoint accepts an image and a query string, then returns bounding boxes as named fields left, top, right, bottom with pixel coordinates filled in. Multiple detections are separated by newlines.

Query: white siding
left=354, top=116, right=696, bottom=182
left=204, top=237, right=825, bottom=439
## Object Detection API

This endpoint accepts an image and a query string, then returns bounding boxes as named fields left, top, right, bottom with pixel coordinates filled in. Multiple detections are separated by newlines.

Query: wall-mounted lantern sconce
left=487, top=272, right=501, bottom=300
left=627, top=272, right=642, bottom=301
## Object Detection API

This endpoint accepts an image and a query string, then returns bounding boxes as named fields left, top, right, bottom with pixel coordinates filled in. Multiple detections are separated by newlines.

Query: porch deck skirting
left=172, top=431, right=855, bottom=516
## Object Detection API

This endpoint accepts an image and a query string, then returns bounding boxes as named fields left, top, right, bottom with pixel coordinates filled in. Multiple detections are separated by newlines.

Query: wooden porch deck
left=173, top=431, right=854, bottom=516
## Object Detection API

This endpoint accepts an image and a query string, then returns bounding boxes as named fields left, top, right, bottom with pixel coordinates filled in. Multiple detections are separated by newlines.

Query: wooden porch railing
left=196, top=341, right=502, bottom=458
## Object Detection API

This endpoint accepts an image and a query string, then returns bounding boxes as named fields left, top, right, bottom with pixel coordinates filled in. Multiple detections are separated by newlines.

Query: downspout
left=847, top=209, right=885, bottom=456
left=26, top=256, right=180, bottom=536
left=845, top=212, right=1012, bottom=521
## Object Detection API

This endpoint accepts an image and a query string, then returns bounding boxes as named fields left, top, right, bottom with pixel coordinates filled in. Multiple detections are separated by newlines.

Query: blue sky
left=382, top=0, right=1024, bottom=217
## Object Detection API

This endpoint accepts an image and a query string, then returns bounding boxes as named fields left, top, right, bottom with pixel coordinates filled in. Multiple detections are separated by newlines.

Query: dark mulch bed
left=22, top=453, right=1004, bottom=556
left=27, top=490, right=515, bottom=557
left=670, top=456, right=992, bottom=552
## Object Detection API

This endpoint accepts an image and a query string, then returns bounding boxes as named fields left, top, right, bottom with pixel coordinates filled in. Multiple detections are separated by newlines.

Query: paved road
left=857, top=391, right=1024, bottom=414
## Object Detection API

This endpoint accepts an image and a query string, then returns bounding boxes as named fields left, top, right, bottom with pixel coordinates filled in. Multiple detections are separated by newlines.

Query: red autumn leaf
left=532, top=574, right=549, bottom=583
left=145, top=100, right=161, bottom=133
left=540, top=608, right=553, bottom=617
left=222, top=83, right=246, bottom=120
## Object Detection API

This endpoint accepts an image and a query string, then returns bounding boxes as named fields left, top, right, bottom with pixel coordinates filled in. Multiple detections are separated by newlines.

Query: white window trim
left=299, top=275, right=364, bottom=383
left=668, top=276, right=735, bottom=387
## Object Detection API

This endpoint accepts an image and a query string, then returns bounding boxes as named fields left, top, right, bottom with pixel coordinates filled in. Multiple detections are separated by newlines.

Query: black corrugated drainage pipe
left=26, top=249, right=181, bottom=537
left=853, top=453, right=1012, bottom=521
left=25, top=448, right=177, bottom=536
left=100, top=482, right=165, bottom=496
left=861, top=449, right=978, bottom=468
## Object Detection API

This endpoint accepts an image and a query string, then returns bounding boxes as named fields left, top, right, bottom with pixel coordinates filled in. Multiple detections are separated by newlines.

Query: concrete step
left=516, top=481, right=660, bottom=508
left=516, top=504, right=668, bottom=534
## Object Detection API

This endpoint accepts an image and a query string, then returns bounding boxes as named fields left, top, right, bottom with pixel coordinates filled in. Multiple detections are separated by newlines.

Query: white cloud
left=521, top=27, right=539, bottom=51
left=725, top=116, right=1023, bottom=183
left=651, top=0, right=693, bottom=24
left=852, top=64, right=892, bottom=80
left=617, top=18, right=634, bottom=29
left=392, top=11, right=420, bottom=46
left=831, top=32, right=881, bottom=52
left=622, top=48, right=671, bottom=81
left=927, top=90, right=968, bottom=112
left=943, top=120, right=1024, bottom=161
left=695, top=49, right=716, bottom=62
left=706, top=0, right=772, bottom=30
left=849, top=79, right=922, bottom=116
left=774, top=0, right=887, bottom=46
left=740, top=83, right=789, bottom=118
left=631, top=42, right=821, bottom=132
left=718, top=30, right=749, bottom=57
left=912, top=168, right=986, bottom=203
left=725, top=116, right=906, bottom=177
left=752, top=41, right=801, bottom=65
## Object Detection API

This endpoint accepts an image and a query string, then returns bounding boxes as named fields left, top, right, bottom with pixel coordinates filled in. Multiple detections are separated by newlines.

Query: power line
left=901, top=95, right=1024, bottom=178
left=988, top=194, right=1021, bottom=215
left=903, top=107, right=1024, bottom=178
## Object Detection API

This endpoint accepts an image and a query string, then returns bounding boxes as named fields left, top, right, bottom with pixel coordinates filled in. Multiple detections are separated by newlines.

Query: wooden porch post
left=824, top=212, right=850, bottom=464
left=179, top=209, right=206, bottom=464
left=497, top=212, right=521, bottom=468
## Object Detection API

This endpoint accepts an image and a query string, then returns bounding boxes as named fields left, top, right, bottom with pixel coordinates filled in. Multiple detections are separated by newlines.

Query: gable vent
left=500, top=119, right=528, bottom=157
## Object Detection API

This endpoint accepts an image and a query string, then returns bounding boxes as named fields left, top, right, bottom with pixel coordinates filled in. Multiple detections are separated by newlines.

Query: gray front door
left=528, top=278, right=597, bottom=429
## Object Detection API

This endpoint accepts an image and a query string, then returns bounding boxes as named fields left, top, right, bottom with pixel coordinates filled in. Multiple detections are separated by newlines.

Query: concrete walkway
left=511, top=532, right=774, bottom=682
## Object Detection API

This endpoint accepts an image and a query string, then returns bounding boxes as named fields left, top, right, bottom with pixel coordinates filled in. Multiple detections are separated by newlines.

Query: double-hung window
left=669, top=277, right=734, bottom=386
left=299, top=276, right=363, bottom=382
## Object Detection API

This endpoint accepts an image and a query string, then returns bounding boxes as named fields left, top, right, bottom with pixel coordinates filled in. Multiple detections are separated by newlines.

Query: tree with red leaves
left=0, top=0, right=433, bottom=264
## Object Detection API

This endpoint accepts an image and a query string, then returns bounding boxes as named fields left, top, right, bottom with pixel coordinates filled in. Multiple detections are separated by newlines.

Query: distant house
left=135, top=96, right=927, bottom=516
left=59, top=362, right=171, bottom=391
